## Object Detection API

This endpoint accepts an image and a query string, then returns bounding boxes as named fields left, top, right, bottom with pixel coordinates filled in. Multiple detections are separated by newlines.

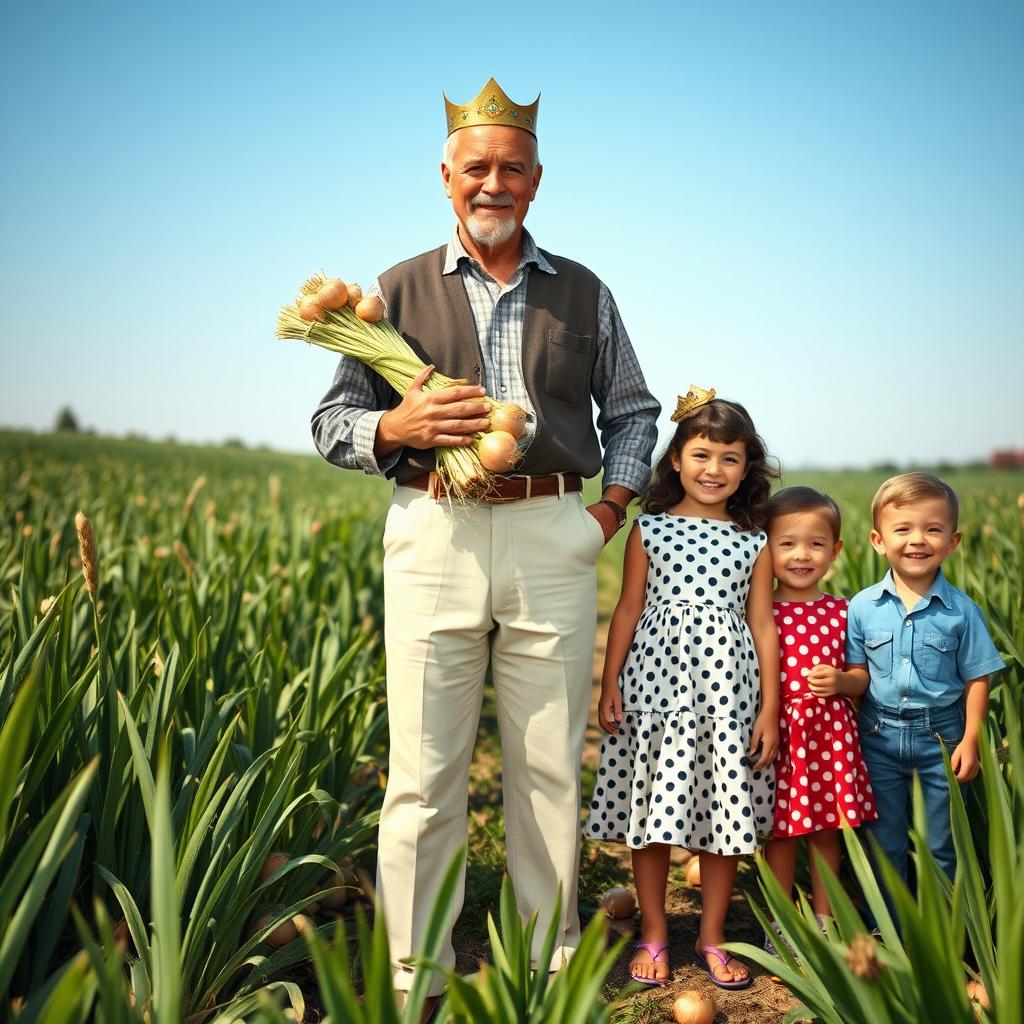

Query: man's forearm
left=601, top=484, right=636, bottom=506
left=374, top=408, right=404, bottom=459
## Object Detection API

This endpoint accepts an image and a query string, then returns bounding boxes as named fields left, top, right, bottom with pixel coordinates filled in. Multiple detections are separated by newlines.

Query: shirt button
left=500, top=385, right=508, bottom=393
left=901, top=695, right=908, bottom=702
left=902, top=657, right=909, bottom=664
left=905, top=620, right=911, bottom=627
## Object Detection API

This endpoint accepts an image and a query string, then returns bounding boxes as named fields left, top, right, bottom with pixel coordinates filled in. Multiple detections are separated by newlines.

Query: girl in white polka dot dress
left=586, top=390, right=780, bottom=990
left=763, top=487, right=876, bottom=944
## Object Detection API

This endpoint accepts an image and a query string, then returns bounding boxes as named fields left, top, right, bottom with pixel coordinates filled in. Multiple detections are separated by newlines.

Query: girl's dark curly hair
left=643, top=399, right=779, bottom=532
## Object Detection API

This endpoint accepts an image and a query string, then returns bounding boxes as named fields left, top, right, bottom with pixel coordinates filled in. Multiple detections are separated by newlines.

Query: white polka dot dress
left=586, top=514, right=775, bottom=855
left=771, top=595, right=876, bottom=839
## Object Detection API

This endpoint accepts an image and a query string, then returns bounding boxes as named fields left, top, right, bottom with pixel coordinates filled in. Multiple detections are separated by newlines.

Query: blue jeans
left=857, top=697, right=966, bottom=886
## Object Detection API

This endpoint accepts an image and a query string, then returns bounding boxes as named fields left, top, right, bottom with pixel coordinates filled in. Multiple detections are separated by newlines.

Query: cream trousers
left=377, top=484, right=603, bottom=993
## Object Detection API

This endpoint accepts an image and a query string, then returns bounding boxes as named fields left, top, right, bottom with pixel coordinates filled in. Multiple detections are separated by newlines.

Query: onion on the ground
left=672, top=990, right=716, bottom=1024
left=685, top=856, right=701, bottom=887
left=258, top=851, right=290, bottom=882
left=252, top=911, right=297, bottom=948
left=599, top=887, right=635, bottom=919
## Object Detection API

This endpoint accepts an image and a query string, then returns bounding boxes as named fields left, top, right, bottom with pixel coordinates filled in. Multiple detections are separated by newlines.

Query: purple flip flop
left=695, top=944, right=753, bottom=990
left=629, top=941, right=670, bottom=986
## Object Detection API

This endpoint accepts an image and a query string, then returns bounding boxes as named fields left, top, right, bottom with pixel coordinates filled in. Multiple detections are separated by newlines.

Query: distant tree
left=54, top=406, right=79, bottom=432
left=222, top=437, right=247, bottom=449
left=870, top=461, right=899, bottom=475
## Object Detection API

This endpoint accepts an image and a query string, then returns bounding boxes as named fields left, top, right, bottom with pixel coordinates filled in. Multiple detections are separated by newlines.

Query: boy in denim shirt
left=845, top=473, right=1004, bottom=883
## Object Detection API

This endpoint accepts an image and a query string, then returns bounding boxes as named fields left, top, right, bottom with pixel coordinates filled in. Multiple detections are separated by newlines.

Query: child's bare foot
left=629, top=941, right=670, bottom=985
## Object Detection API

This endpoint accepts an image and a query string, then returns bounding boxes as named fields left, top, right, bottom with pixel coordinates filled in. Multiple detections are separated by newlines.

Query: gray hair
left=443, top=130, right=539, bottom=169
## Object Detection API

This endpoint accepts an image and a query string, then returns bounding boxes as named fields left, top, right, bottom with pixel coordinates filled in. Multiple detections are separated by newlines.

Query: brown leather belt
left=405, top=471, right=583, bottom=502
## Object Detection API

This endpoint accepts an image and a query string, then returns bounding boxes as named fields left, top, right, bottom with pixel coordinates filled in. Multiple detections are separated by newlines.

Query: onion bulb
left=490, top=403, right=527, bottom=440
left=345, top=283, right=363, bottom=308
left=316, top=278, right=348, bottom=309
left=685, top=856, right=701, bottom=887
left=355, top=295, right=385, bottom=322
left=258, top=850, right=290, bottom=882
left=599, top=887, right=635, bottom=920
left=298, top=296, right=326, bottom=322
left=253, top=911, right=297, bottom=948
left=477, top=430, right=521, bottom=472
left=966, top=979, right=990, bottom=1009
left=672, top=990, right=717, bottom=1024
left=320, top=862, right=357, bottom=910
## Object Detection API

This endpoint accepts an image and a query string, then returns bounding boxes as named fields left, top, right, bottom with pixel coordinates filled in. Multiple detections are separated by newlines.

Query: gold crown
left=444, top=76, right=539, bottom=137
left=671, top=385, right=717, bottom=422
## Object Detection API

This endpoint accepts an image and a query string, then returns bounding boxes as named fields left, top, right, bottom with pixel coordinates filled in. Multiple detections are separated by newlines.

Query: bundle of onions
left=277, top=273, right=526, bottom=500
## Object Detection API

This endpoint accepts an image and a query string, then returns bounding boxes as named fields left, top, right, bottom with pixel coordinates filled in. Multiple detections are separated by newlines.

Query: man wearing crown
left=312, top=78, right=659, bottom=1010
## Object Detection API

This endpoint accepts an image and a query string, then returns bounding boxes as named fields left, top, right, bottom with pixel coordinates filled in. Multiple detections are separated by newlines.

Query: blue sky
left=1, top=1, right=1021, bottom=469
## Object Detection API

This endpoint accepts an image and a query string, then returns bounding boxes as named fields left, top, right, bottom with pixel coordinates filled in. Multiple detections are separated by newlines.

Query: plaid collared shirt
left=311, top=227, right=660, bottom=494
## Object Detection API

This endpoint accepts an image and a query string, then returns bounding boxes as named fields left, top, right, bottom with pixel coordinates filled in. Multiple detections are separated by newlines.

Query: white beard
left=465, top=210, right=518, bottom=247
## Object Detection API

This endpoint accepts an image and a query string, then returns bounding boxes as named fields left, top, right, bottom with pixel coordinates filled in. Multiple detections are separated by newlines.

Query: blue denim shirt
left=846, top=569, right=1004, bottom=710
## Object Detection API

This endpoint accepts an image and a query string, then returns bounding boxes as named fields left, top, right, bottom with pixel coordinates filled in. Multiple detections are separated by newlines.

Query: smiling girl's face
left=769, top=510, right=843, bottom=599
left=670, top=434, right=748, bottom=518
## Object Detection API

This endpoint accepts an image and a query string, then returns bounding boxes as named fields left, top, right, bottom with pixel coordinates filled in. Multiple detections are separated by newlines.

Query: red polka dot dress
left=771, top=595, right=876, bottom=839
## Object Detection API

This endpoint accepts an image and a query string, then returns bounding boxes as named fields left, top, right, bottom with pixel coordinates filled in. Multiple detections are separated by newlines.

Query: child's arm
left=746, top=546, right=780, bottom=770
left=806, top=664, right=870, bottom=698
left=951, top=675, right=990, bottom=782
left=837, top=597, right=871, bottom=699
left=949, top=600, right=1004, bottom=781
left=598, top=524, right=648, bottom=735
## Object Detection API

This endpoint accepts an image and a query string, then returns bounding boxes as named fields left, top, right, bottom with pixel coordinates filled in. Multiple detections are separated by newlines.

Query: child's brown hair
left=644, top=399, right=778, bottom=532
left=767, top=486, right=842, bottom=542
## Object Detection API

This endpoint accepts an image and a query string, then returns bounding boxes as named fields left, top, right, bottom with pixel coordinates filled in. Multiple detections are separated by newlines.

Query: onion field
left=1, top=430, right=1021, bottom=1023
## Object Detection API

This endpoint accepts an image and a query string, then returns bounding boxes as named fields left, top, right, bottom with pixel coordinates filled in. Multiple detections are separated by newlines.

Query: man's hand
left=598, top=683, right=624, bottom=734
left=748, top=709, right=779, bottom=770
left=585, top=502, right=620, bottom=544
left=376, top=365, right=492, bottom=456
left=951, top=737, right=980, bottom=781
left=806, top=665, right=842, bottom=696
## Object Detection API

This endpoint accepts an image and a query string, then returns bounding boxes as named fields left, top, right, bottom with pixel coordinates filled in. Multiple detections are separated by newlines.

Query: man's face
left=442, top=125, right=542, bottom=248
left=870, top=498, right=961, bottom=583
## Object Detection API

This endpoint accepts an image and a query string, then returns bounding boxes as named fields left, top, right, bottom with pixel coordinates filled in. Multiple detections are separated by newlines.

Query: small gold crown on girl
left=671, top=385, right=717, bottom=422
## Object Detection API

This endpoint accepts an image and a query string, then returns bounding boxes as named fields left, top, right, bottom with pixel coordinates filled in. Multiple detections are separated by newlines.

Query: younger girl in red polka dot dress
left=764, top=487, right=876, bottom=939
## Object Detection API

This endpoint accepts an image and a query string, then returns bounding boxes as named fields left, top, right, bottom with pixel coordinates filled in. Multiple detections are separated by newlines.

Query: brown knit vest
left=379, top=245, right=603, bottom=484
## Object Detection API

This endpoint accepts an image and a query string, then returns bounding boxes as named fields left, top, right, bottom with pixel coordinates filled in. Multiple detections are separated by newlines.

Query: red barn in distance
left=990, top=450, right=1024, bottom=469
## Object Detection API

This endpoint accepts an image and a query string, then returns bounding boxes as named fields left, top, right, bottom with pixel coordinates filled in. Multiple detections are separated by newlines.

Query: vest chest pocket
left=545, top=330, right=594, bottom=405
left=918, top=632, right=959, bottom=679
left=864, top=631, right=894, bottom=678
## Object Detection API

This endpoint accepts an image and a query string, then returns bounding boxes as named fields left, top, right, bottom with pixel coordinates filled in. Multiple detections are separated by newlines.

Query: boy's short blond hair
left=871, top=473, right=960, bottom=529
